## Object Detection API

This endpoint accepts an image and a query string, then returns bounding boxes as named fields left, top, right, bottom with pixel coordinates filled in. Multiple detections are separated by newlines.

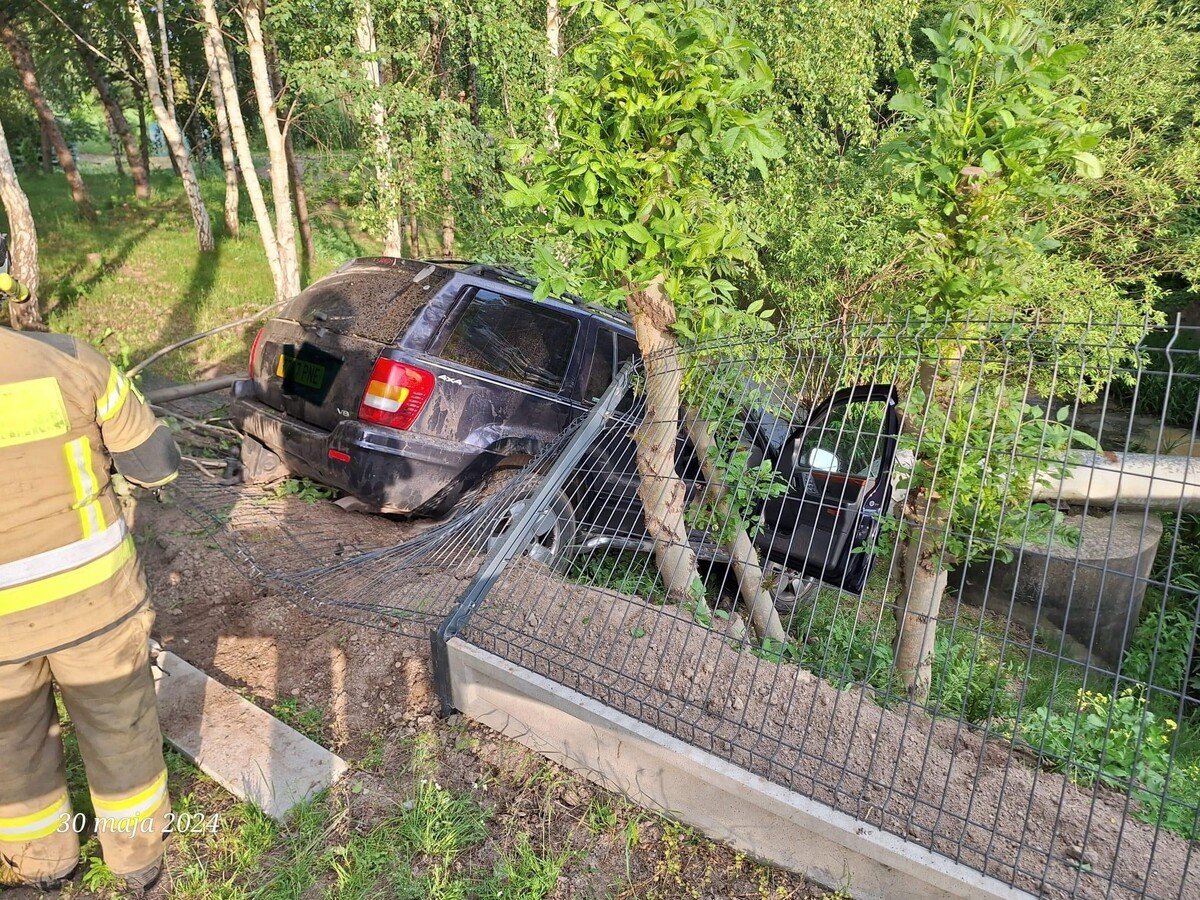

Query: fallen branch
left=128, top=300, right=285, bottom=377
left=153, top=406, right=241, bottom=439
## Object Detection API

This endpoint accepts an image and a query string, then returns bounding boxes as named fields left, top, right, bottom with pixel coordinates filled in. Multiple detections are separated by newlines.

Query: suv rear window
left=287, top=262, right=452, bottom=344
left=441, top=289, right=578, bottom=392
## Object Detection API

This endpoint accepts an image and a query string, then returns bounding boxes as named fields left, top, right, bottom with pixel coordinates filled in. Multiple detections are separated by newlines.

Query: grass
left=0, top=166, right=374, bottom=381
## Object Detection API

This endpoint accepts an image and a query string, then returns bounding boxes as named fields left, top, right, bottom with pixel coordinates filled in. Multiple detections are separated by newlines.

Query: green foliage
left=483, top=832, right=574, bottom=899
left=503, top=0, right=783, bottom=341
left=892, top=386, right=1096, bottom=565
left=271, top=477, right=336, bottom=504
left=1015, top=687, right=1199, bottom=839
left=883, top=3, right=1108, bottom=319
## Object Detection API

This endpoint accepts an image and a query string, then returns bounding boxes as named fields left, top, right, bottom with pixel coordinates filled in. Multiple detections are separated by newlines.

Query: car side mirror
left=805, top=447, right=840, bottom=472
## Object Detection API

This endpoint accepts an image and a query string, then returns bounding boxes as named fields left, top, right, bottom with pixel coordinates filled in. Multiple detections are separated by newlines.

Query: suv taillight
left=358, top=358, right=434, bottom=430
left=249, top=327, right=265, bottom=375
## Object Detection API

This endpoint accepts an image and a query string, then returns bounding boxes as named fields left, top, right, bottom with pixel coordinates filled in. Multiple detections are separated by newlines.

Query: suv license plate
left=276, top=354, right=326, bottom=391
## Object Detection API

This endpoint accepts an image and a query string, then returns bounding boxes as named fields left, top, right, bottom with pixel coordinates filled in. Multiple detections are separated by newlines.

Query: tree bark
left=264, top=42, right=313, bottom=264
left=546, top=0, right=562, bottom=141
left=103, top=106, right=126, bottom=175
left=0, top=11, right=95, bottom=220
left=683, top=410, right=787, bottom=643
left=38, top=124, right=51, bottom=175
left=201, top=29, right=239, bottom=237
left=133, top=82, right=152, bottom=173
left=76, top=34, right=152, bottom=199
left=355, top=4, right=405, bottom=256
left=892, top=360, right=953, bottom=701
left=407, top=201, right=420, bottom=256
left=626, top=277, right=709, bottom=614
left=0, top=118, right=44, bottom=330
left=127, top=0, right=214, bottom=251
left=241, top=0, right=300, bottom=297
left=284, top=131, right=313, bottom=263
left=198, top=0, right=287, bottom=296
left=893, top=526, right=948, bottom=701
left=155, top=0, right=179, bottom=122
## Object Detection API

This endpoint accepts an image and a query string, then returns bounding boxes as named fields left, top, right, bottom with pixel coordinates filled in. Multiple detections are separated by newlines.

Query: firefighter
left=0, top=269, right=181, bottom=894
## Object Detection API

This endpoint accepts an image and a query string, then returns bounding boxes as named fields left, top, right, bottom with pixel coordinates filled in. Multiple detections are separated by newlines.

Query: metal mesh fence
left=177, top=315, right=1200, bottom=898
left=448, top=317, right=1200, bottom=899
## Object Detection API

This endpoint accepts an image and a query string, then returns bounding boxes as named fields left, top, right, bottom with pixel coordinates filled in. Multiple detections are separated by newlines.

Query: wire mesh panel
left=449, top=317, right=1200, bottom=899
left=171, top=418, right=589, bottom=640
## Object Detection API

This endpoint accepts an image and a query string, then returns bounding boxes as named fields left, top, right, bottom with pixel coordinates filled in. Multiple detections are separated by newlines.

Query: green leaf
left=622, top=221, right=653, bottom=244
left=1071, top=151, right=1103, bottom=179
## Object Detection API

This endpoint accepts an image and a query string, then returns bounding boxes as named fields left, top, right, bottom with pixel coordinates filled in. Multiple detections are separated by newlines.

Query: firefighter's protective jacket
left=0, top=328, right=180, bottom=665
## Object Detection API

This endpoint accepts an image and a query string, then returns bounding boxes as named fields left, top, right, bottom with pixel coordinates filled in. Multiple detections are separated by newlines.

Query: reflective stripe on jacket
left=0, top=329, right=179, bottom=664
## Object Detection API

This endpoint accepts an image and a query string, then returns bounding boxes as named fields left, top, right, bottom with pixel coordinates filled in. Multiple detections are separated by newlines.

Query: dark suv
left=231, top=257, right=639, bottom=516
left=231, top=257, right=901, bottom=595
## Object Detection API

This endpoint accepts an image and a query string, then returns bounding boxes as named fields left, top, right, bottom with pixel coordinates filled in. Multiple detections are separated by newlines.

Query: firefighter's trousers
left=0, top=606, right=169, bottom=882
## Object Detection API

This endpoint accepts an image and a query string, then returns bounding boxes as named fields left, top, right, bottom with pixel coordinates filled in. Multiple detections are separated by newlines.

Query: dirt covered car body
left=231, top=258, right=638, bottom=516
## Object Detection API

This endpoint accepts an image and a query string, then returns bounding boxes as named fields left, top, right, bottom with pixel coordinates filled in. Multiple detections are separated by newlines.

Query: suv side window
left=441, top=289, right=579, bottom=392
left=584, top=327, right=639, bottom=402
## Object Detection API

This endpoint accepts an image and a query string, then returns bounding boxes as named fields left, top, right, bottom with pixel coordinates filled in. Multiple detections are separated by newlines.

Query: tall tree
left=127, top=0, right=214, bottom=251
left=75, top=32, right=153, bottom=200
left=355, top=3, right=405, bottom=256
left=0, top=117, right=43, bottom=331
left=198, top=0, right=289, bottom=297
left=201, top=28, right=239, bottom=237
left=0, top=10, right=95, bottom=220
left=241, top=0, right=300, bottom=296
left=507, top=0, right=787, bottom=641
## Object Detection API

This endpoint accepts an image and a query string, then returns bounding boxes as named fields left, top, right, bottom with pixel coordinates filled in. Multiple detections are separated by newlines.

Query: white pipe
left=1031, top=451, right=1200, bottom=512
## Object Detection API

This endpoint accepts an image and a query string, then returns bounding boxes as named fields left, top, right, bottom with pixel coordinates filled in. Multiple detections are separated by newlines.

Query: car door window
left=793, top=399, right=890, bottom=494
left=584, top=328, right=639, bottom=402
left=441, top=289, right=579, bottom=392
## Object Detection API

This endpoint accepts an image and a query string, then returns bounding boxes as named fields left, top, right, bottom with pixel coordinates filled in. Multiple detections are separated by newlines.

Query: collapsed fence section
left=175, top=315, right=1200, bottom=897
left=438, top=318, right=1200, bottom=899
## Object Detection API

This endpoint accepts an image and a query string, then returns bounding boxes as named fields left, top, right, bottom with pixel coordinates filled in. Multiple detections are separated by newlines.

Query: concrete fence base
left=445, top=638, right=1031, bottom=900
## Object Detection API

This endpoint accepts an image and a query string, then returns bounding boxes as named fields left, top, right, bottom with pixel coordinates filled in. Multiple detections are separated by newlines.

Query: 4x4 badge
left=438, top=374, right=464, bottom=385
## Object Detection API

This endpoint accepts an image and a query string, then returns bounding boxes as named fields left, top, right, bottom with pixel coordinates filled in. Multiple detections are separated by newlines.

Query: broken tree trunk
left=627, top=277, right=710, bottom=616
left=0, top=116, right=43, bottom=330
left=127, top=0, right=214, bottom=251
left=241, top=0, right=300, bottom=297
left=683, top=409, right=787, bottom=643
left=0, top=12, right=95, bottom=220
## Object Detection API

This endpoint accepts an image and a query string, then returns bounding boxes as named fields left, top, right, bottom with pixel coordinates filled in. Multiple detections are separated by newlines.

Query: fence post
left=430, top=361, right=637, bottom=714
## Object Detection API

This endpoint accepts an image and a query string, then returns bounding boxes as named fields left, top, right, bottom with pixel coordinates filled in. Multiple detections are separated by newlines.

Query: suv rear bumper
left=230, top=381, right=486, bottom=515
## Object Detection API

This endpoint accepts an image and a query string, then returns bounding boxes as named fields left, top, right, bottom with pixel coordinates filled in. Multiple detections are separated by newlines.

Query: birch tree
left=355, top=3, right=405, bottom=256
left=197, top=0, right=290, bottom=298
left=202, top=28, right=239, bottom=236
left=0, top=118, right=43, bottom=331
left=507, top=0, right=787, bottom=640
left=127, top=0, right=214, bottom=251
left=0, top=11, right=95, bottom=221
left=76, top=32, right=152, bottom=200
left=241, top=0, right=300, bottom=297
